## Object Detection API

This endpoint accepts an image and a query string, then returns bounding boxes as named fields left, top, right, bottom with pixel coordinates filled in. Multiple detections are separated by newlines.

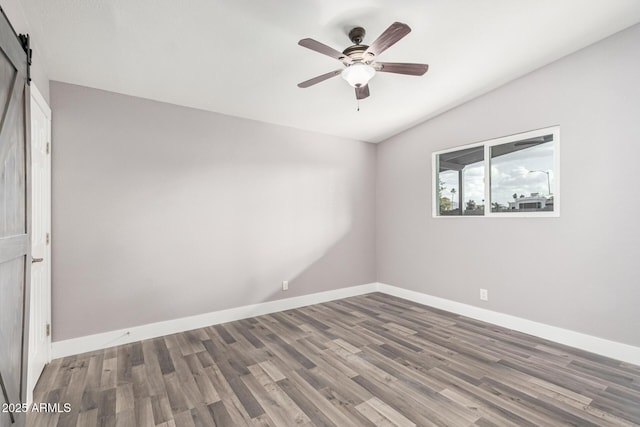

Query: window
left=433, top=126, right=559, bottom=217
left=435, top=146, right=485, bottom=216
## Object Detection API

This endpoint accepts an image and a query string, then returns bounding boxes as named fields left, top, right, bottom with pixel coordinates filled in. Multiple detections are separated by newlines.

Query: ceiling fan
left=297, top=22, right=429, bottom=100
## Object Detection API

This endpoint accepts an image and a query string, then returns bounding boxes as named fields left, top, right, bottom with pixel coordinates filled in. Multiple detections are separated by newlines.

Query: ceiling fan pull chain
left=357, top=99, right=360, bottom=112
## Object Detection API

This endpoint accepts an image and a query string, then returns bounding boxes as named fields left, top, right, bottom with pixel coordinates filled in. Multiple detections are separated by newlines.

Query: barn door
left=0, top=8, right=31, bottom=427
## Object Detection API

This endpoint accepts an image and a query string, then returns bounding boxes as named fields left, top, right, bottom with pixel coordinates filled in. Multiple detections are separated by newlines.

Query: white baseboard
left=52, top=281, right=640, bottom=366
left=377, top=283, right=640, bottom=366
left=51, top=283, right=378, bottom=359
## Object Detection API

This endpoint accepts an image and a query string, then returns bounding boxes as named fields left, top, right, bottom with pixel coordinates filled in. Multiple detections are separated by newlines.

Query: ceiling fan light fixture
left=341, top=63, right=375, bottom=88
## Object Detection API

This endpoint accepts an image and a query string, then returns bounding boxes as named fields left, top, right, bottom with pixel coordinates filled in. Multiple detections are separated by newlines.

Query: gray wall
left=50, top=82, right=376, bottom=341
left=376, top=24, right=640, bottom=347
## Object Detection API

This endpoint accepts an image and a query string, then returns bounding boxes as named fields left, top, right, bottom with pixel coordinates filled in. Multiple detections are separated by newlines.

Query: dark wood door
left=0, top=8, right=31, bottom=427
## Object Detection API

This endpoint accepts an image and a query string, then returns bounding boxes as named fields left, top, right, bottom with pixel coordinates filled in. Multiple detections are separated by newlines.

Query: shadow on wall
left=191, top=162, right=357, bottom=304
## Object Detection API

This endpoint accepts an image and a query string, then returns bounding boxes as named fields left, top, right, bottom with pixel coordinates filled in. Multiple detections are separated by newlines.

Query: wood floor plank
left=150, top=394, right=173, bottom=425
left=190, top=403, right=217, bottom=427
left=185, top=356, right=220, bottom=406
left=133, top=397, right=154, bottom=427
left=355, top=400, right=396, bottom=427
left=140, top=340, right=165, bottom=399
left=130, top=365, right=150, bottom=400
left=154, top=338, right=176, bottom=376
left=115, top=383, right=135, bottom=415
left=172, top=411, right=196, bottom=427
left=203, top=362, right=256, bottom=425
left=367, top=397, right=417, bottom=427
left=242, top=365, right=310, bottom=426
left=97, top=387, right=117, bottom=427
left=286, top=369, right=365, bottom=427
left=351, top=375, right=444, bottom=426
left=163, top=372, right=191, bottom=414
left=100, top=358, right=117, bottom=389
left=439, top=388, right=522, bottom=427
left=29, top=293, right=640, bottom=426
left=74, top=408, right=96, bottom=427
left=229, top=322, right=265, bottom=350
left=114, top=408, right=135, bottom=427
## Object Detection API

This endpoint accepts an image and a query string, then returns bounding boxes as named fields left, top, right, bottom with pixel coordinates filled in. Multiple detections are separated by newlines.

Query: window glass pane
left=490, top=134, right=554, bottom=213
left=437, top=169, right=459, bottom=215
left=436, top=146, right=484, bottom=216
left=463, top=161, right=484, bottom=215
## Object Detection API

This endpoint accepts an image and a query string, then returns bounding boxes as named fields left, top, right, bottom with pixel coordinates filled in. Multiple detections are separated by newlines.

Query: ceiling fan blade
left=376, top=62, right=429, bottom=76
left=297, top=69, right=343, bottom=88
left=298, top=38, right=353, bottom=64
left=363, top=22, right=411, bottom=58
left=355, top=85, right=370, bottom=100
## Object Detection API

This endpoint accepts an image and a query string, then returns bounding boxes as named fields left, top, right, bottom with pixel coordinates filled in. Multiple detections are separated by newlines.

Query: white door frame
left=27, top=83, right=52, bottom=405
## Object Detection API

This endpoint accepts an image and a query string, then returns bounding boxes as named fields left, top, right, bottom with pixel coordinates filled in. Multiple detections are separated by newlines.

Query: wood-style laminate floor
left=29, top=293, right=640, bottom=426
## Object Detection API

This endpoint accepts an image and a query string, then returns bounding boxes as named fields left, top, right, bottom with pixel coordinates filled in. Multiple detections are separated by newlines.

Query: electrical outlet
left=480, top=288, right=488, bottom=301
left=282, top=280, right=289, bottom=291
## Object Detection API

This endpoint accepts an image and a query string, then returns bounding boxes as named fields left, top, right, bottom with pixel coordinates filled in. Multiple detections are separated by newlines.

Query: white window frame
left=432, top=126, right=560, bottom=218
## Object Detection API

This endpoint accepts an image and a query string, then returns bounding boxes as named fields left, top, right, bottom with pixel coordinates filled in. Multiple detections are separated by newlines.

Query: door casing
left=26, top=83, right=51, bottom=405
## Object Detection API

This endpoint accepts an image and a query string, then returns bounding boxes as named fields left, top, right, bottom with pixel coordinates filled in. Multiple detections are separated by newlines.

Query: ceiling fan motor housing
left=348, top=27, right=366, bottom=44
left=342, top=44, right=369, bottom=62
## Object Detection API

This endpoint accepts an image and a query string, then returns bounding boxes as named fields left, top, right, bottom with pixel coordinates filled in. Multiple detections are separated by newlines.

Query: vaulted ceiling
left=21, top=0, right=640, bottom=142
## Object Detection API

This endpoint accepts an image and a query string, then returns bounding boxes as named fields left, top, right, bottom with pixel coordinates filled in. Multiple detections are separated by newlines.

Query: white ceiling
left=20, top=0, right=640, bottom=142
